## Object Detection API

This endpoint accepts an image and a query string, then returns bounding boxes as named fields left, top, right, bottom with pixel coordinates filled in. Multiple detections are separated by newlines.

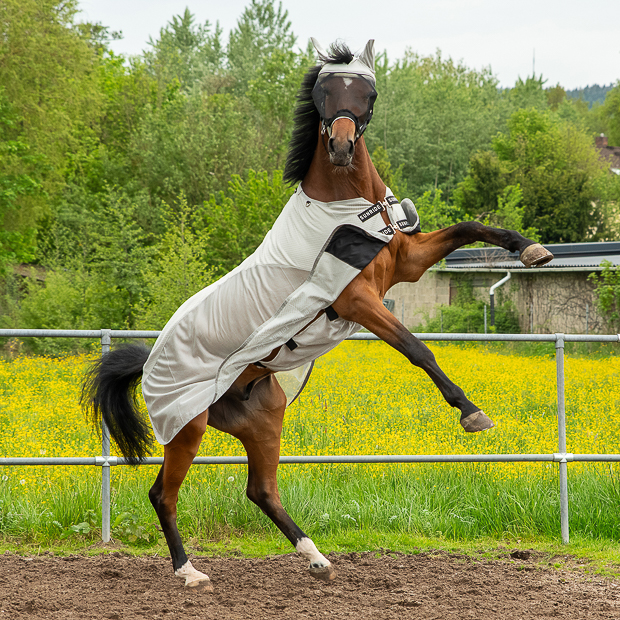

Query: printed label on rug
left=357, top=203, right=383, bottom=222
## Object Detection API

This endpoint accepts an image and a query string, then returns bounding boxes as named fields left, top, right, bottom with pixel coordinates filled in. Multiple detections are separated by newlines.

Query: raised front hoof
left=520, top=243, right=554, bottom=268
left=460, top=411, right=495, bottom=433
left=309, top=564, right=337, bottom=582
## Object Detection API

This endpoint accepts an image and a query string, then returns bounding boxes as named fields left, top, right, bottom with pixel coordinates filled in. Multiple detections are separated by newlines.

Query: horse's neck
left=302, top=137, right=386, bottom=204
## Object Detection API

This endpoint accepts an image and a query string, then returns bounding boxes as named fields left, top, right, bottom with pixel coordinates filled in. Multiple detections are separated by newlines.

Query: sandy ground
left=1, top=549, right=619, bottom=619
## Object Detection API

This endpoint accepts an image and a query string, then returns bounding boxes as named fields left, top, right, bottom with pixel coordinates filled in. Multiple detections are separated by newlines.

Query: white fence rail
left=1, top=328, right=619, bottom=544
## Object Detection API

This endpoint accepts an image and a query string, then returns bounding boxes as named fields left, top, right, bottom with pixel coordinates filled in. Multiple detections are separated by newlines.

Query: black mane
left=283, top=43, right=356, bottom=184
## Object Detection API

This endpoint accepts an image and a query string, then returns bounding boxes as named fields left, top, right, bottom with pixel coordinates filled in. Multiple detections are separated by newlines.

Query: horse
left=82, top=39, right=553, bottom=591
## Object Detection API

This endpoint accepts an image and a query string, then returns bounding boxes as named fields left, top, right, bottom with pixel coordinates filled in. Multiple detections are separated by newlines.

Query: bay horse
left=82, top=39, right=553, bottom=590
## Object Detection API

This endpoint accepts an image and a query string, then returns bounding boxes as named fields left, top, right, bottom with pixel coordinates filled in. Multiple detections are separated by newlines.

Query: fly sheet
left=142, top=185, right=419, bottom=444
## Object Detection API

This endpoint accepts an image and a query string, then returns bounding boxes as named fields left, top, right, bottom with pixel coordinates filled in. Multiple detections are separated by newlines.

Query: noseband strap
left=321, top=110, right=371, bottom=142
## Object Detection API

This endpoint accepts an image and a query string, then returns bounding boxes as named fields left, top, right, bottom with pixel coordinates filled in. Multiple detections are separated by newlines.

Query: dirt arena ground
left=1, top=549, right=619, bottom=619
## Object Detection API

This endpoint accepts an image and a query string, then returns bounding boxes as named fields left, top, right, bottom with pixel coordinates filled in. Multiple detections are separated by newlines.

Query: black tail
left=81, top=344, right=153, bottom=465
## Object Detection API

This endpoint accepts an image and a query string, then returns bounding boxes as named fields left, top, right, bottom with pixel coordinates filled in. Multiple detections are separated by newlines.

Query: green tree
left=0, top=0, right=103, bottom=214
left=135, top=196, right=217, bottom=329
left=456, top=109, right=607, bottom=243
left=597, top=172, right=620, bottom=240
left=144, top=8, right=224, bottom=96
left=493, top=108, right=607, bottom=242
left=246, top=47, right=313, bottom=165
left=453, top=152, right=539, bottom=240
left=588, top=261, right=620, bottom=333
left=371, top=146, right=409, bottom=199
left=546, top=84, right=567, bottom=112
left=0, top=90, right=44, bottom=271
left=129, top=90, right=268, bottom=208
left=366, top=50, right=507, bottom=201
left=482, top=185, right=539, bottom=241
left=227, top=0, right=296, bottom=95
left=598, top=82, right=620, bottom=145
left=413, top=189, right=464, bottom=232
left=508, top=75, right=548, bottom=111
left=94, top=52, right=157, bottom=162
left=453, top=151, right=509, bottom=219
left=200, top=169, right=292, bottom=274
left=18, top=265, right=127, bottom=336
left=34, top=184, right=154, bottom=332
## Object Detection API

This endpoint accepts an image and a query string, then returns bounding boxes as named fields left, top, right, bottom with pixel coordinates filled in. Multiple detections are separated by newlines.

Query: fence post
left=555, top=333, right=569, bottom=544
left=100, top=329, right=112, bottom=543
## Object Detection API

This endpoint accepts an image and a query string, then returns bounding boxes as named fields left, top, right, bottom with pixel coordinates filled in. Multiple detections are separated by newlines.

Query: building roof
left=595, top=135, right=620, bottom=175
left=600, top=146, right=620, bottom=175
left=438, top=241, right=620, bottom=272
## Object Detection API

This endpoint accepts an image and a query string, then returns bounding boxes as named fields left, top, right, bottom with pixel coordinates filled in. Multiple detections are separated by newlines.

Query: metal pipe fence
left=1, top=328, right=619, bottom=545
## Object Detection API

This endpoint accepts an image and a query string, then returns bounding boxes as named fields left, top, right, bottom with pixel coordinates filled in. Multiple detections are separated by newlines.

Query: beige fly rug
left=142, top=184, right=419, bottom=444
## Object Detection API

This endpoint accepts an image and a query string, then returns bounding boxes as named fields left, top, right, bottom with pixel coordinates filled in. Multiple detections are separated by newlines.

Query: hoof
left=460, top=410, right=495, bottom=433
left=521, top=243, right=553, bottom=268
left=309, top=564, right=337, bottom=582
left=186, top=576, right=213, bottom=591
left=175, top=561, right=213, bottom=591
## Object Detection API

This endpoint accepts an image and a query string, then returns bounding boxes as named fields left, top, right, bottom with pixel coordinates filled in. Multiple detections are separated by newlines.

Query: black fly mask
left=311, top=38, right=378, bottom=142
left=311, top=73, right=377, bottom=141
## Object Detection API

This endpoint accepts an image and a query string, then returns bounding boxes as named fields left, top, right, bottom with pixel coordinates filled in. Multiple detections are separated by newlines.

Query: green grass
left=2, top=464, right=619, bottom=553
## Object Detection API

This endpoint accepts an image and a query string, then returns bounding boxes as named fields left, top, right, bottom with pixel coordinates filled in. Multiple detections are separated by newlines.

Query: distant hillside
left=566, top=84, right=614, bottom=108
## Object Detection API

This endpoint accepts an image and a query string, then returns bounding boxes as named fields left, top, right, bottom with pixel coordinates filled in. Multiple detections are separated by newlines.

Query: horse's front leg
left=406, top=221, right=553, bottom=274
left=334, top=290, right=493, bottom=432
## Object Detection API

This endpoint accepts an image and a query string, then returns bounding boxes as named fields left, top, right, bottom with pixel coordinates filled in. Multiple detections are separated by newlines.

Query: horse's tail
left=81, top=344, right=153, bottom=465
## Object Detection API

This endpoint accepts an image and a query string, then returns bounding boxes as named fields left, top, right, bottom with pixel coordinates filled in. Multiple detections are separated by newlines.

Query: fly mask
left=310, top=38, right=377, bottom=141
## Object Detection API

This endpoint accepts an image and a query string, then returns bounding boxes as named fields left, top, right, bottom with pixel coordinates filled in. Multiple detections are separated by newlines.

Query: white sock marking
left=175, top=560, right=210, bottom=587
left=296, top=537, right=331, bottom=569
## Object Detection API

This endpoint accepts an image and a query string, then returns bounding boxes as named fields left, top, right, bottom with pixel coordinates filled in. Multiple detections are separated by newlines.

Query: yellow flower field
left=1, top=341, right=619, bottom=492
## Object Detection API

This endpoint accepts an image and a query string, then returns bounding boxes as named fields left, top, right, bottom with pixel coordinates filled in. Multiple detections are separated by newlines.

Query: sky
left=78, top=0, right=620, bottom=91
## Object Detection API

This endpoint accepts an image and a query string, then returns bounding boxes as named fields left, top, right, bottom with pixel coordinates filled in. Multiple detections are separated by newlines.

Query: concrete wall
left=508, top=271, right=604, bottom=334
left=385, top=271, right=451, bottom=330
left=384, top=269, right=606, bottom=334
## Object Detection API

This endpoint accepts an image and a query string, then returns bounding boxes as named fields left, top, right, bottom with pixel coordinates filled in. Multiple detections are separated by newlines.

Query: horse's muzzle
left=328, top=139, right=354, bottom=166
left=327, top=118, right=356, bottom=167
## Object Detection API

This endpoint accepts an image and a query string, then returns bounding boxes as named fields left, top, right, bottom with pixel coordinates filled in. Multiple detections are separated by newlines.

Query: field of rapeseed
left=1, top=341, right=619, bottom=545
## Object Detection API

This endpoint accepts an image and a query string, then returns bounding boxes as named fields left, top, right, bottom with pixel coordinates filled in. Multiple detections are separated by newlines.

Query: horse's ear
left=311, top=37, right=329, bottom=63
left=359, top=39, right=375, bottom=72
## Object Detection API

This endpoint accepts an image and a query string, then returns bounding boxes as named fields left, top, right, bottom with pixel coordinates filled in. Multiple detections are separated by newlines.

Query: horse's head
left=311, top=39, right=377, bottom=168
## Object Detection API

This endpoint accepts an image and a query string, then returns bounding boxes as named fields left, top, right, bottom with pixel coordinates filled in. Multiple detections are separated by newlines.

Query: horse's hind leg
left=149, top=410, right=213, bottom=590
left=209, top=376, right=336, bottom=582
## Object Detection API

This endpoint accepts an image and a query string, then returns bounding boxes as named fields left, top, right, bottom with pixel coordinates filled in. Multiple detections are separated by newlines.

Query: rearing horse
left=83, top=39, right=553, bottom=591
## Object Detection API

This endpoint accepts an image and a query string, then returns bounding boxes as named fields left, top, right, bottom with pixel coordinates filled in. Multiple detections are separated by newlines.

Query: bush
left=14, top=266, right=127, bottom=354
left=414, top=279, right=521, bottom=334
left=134, top=196, right=217, bottom=330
